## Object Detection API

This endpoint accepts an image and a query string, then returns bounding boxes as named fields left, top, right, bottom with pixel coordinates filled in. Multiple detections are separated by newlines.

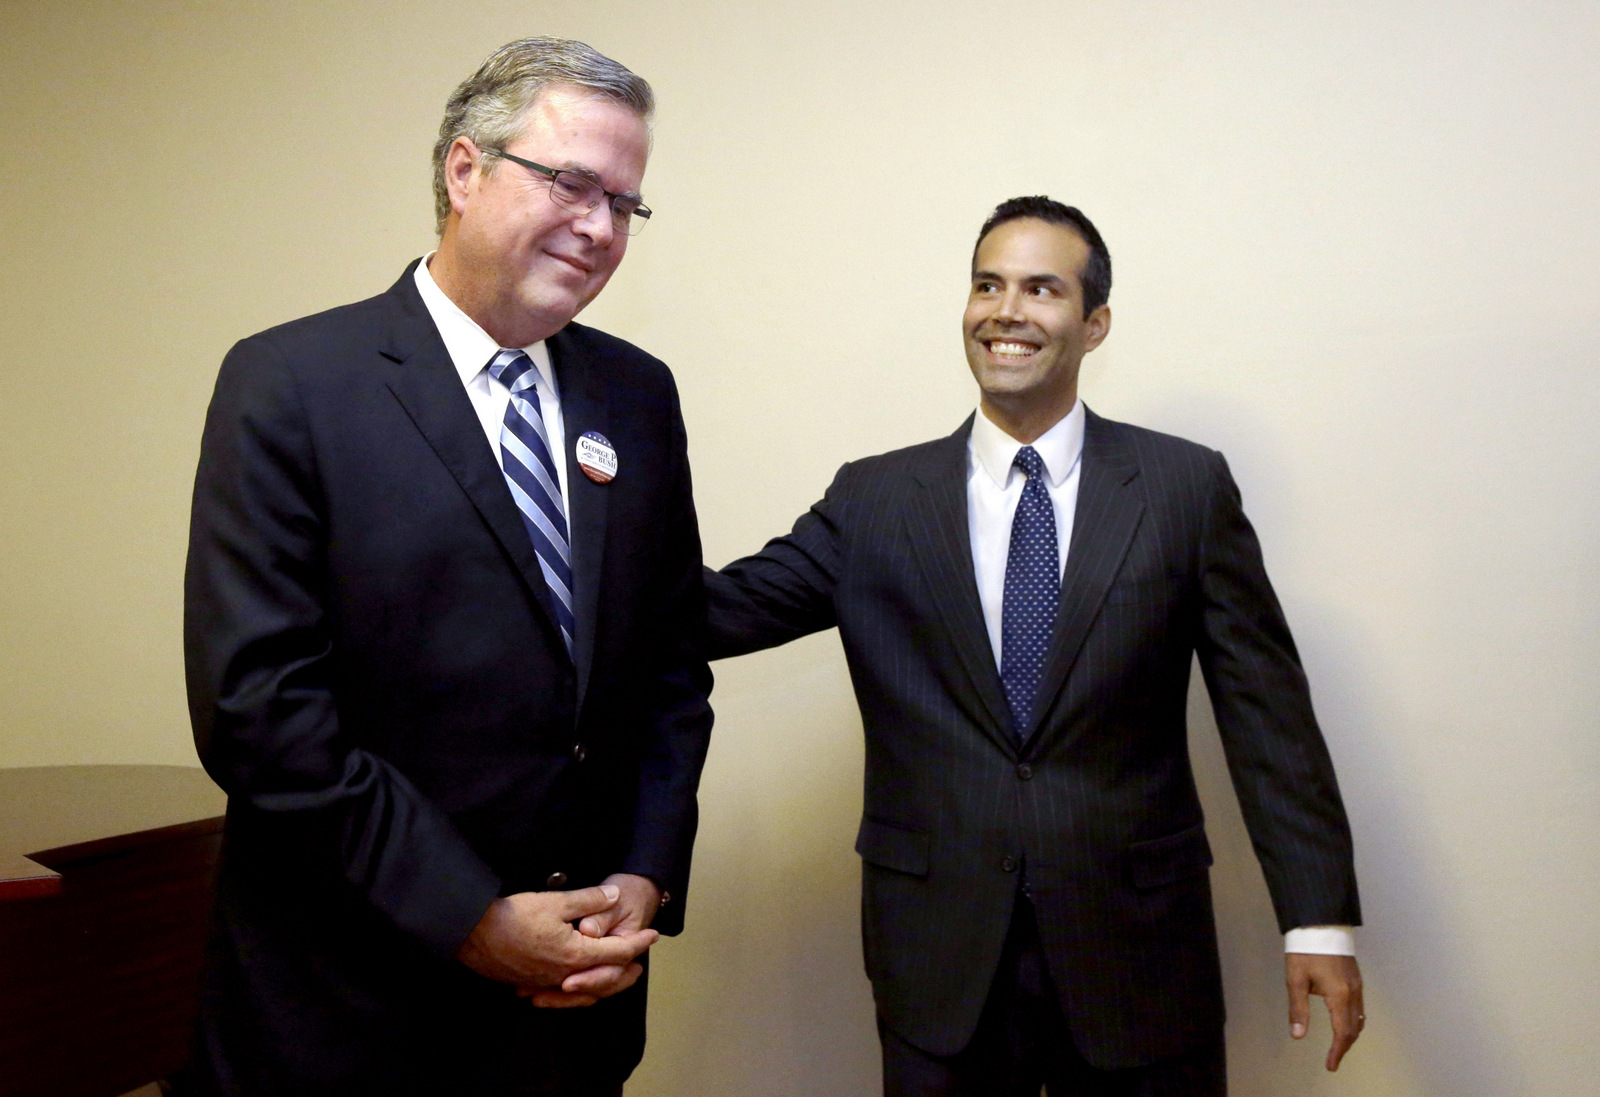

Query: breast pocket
left=1103, top=572, right=1185, bottom=607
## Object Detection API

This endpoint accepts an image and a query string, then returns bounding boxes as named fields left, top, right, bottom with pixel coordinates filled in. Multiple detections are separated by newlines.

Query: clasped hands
left=457, top=872, right=662, bottom=1008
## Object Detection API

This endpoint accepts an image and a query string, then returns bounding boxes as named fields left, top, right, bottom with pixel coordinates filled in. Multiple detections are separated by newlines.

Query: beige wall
left=3, top=2, right=1597, bottom=1093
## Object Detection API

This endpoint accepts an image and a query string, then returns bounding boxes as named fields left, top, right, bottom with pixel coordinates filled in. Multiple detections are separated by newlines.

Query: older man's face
left=449, top=86, right=648, bottom=344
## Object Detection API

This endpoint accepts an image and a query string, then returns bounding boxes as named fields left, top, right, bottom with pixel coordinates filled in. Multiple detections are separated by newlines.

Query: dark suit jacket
left=182, top=263, right=713, bottom=1095
left=704, top=409, right=1359, bottom=1070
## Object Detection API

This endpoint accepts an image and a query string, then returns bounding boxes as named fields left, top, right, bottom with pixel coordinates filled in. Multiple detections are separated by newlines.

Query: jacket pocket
left=855, top=816, right=930, bottom=877
left=1127, top=822, right=1213, bottom=888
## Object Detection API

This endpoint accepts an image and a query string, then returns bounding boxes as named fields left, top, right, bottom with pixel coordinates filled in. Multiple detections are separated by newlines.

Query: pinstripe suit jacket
left=704, top=408, right=1360, bottom=1070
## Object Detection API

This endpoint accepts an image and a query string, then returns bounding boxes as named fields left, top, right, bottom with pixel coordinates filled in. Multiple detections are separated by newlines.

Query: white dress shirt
left=413, top=254, right=570, bottom=518
left=967, top=401, right=1086, bottom=664
left=965, top=400, right=1352, bottom=958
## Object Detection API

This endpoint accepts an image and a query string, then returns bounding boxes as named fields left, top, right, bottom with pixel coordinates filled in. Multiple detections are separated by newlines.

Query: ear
left=1083, top=305, right=1112, bottom=353
left=443, top=137, right=481, bottom=217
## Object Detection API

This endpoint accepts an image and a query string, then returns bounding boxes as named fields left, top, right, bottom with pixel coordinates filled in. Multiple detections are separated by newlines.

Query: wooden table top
left=0, top=766, right=227, bottom=901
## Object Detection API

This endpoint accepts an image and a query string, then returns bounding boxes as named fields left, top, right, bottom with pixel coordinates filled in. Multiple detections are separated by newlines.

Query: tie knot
left=1013, top=445, right=1046, bottom=481
left=488, top=349, right=537, bottom=393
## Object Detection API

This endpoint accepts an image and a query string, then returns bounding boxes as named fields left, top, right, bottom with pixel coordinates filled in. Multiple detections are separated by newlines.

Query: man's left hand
left=1286, top=952, right=1364, bottom=1071
left=576, top=873, right=661, bottom=938
left=519, top=874, right=662, bottom=1008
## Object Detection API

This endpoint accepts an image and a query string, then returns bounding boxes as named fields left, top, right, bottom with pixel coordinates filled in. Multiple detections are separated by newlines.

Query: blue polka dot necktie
left=1000, top=445, right=1059, bottom=742
left=488, top=349, right=575, bottom=658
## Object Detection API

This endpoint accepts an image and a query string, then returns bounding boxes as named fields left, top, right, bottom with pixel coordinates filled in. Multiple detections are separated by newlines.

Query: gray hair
left=431, top=37, right=654, bottom=233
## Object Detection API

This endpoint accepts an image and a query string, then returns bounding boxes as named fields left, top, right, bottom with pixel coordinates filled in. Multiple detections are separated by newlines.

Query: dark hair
left=971, top=196, right=1111, bottom=317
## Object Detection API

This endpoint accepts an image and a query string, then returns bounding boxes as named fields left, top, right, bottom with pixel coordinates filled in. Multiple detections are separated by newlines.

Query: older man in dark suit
left=181, top=38, right=711, bottom=1097
left=705, top=198, right=1364, bottom=1095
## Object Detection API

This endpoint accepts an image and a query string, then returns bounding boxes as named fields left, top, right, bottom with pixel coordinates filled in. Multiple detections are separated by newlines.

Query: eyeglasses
left=485, top=148, right=652, bottom=237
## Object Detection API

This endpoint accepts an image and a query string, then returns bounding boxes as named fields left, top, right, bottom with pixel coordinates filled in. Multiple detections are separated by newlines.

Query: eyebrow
left=971, top=269, right=1068, bottom=287
left=552, top=160, right=644, bottom=203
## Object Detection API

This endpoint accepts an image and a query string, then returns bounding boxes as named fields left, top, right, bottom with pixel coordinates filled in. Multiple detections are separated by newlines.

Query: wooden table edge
left=0, top=815, right=226, bottom=902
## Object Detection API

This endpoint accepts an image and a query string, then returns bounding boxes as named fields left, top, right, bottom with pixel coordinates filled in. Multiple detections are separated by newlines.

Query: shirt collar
left=413, top=252, right=555, bottom=392
left=969, top=399, right=1085, bottom=489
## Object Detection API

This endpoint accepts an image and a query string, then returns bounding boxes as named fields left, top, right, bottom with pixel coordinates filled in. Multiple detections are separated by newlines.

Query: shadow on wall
left=1191, top=623, right=1522, bottom=1095
left=1138, top=383, right=1529, bottom=1094
left=633, top=638, right=882, bottom=1097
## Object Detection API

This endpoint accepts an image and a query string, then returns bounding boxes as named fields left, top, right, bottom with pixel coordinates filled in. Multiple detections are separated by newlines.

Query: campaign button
left=576, top=431, right=617, bottom=484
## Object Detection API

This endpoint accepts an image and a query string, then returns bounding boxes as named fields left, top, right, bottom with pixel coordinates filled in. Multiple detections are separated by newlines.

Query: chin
left=976, top=369, right=1040, bottom=394
left=518, top=290, right=583, bottom=324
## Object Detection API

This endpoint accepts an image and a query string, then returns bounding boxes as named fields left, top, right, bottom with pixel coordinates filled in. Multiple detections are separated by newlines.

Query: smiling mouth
left=985, top=339, right=1040, bottom=361
left=547, top=251, right=595, bottom=274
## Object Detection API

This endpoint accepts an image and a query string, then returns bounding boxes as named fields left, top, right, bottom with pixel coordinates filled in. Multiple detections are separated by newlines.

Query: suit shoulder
left=557, top=321, right=672, bottom=381
left=265, top=288, right=395, bottom=338
left=1093, top=413, right=1216, bottom=457
left=1090, top=412, right=1225, bottom=477
left=557, top=319, right=658, bottom=362
left=807, top=430, right=965, bottom=507
left=232, top=287, right=398, bottom=364
left=843, top=431, right=960, bottom=478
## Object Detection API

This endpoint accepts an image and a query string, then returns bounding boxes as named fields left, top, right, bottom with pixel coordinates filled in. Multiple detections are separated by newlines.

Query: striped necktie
left=488, top=349, right=574, bottom=657
left=1000, top=445, right=1059, bottom=742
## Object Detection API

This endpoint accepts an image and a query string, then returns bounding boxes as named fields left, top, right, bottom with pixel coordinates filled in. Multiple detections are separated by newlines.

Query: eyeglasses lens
left=546, top=174, right=648, bottom=236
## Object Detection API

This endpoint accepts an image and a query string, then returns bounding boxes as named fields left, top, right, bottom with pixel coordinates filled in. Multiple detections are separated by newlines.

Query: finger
left=556, top=883, right=621, bottom=922
left=514, top=982, right=583, bottom=998
left=1322, top=985, right=1353, bottom=1070
left=527, top=988, right=600, bottom=1009
left=1326, top=1008, right=1357, bottom=1070
left=563, top=961, right=644, bottom=999
left=578, top=906, right=624, bottom=938
left=1286, top=960, right=1311, bottom=1040
left=603, top=961, right=646, bottom=999
left=1328, top=984, right=1366, bottom=1071
left=570, top=927, right=658, bottom=968
left=561, top=962, right=627, bottom=994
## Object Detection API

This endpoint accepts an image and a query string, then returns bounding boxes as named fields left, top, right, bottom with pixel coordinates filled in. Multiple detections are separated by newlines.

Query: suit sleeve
left=1193, top=450, right=1362, bottom=932
left=702, top=464, right=851, bottom=660
left=184, top=335, right=500, bottom=958
left=616, top=379, right=715, bottom=935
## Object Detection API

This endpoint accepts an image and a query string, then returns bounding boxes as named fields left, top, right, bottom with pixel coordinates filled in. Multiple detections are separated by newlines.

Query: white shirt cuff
left=1284, top=925, right=1355, bottom=955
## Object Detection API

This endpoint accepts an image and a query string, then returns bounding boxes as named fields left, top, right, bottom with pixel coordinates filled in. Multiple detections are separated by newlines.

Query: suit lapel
left=905, top=418, right=1017, bottom=755
left=1025, top=408, right=1144, bottom=750
left=548, top=326, right=608, bottom=715
left=377, top=268, right=570, bottom=655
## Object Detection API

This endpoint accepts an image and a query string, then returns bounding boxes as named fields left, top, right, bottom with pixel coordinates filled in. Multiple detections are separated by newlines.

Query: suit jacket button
left=1016, top=763, right=1033, bottom=780
left=1000, top=856, right=1018, bottom=874
left=545, top=871, right=568, bottom=889
left=571, top=743, right=587, bottom=762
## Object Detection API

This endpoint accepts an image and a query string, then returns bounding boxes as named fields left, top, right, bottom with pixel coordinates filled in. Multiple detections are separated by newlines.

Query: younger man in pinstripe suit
left=704, top=198, right=1365, bottom=1095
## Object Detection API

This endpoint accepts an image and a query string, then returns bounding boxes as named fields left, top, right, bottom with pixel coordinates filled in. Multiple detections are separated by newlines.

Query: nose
left=570, top=199, right=617, bottom=247
left=993, top=285, right=1027, bottom=323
